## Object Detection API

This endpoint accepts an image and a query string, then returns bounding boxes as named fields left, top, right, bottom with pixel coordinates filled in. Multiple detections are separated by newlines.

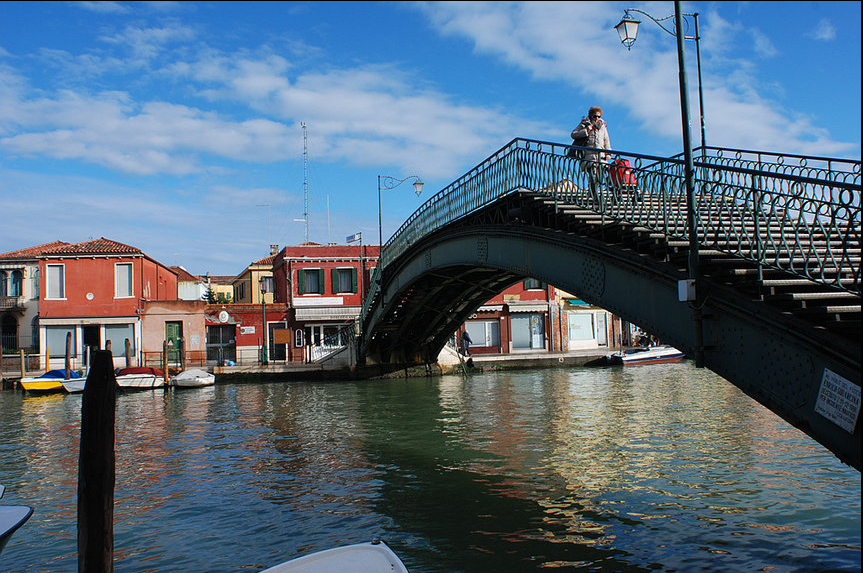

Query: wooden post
left=124, top=339, right=131, bottom=369
left=77, top=349, right=116, bottom=573
left=162, top=340, right=169, bottom=383
left=66, top=332, right=73, bottom=380
left=20, top=348, right=26, bottom=379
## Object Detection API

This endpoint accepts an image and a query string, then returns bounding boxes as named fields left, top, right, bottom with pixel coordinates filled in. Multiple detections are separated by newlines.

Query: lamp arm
left=625, top=8, right=697, bottom=40
left=379, top=175, right=422, bottom=191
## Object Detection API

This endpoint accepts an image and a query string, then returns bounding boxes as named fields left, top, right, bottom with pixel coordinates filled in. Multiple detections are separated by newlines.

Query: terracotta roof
left=170, top=266, right=200, bottom=282
left=207, top=275, right=236, bottom=285
left=251, top=254, right=276, bottom=266
left=0, top=240, right=70, bottom=259
left=44, top=237, right=142, bottom=256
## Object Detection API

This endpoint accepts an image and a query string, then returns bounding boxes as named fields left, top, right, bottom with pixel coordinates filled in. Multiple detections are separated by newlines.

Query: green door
left=165, top=321, right=183, bottom=365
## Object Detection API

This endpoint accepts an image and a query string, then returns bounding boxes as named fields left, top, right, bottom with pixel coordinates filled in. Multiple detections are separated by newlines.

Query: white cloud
left=808, top=19, right=837, bottom=42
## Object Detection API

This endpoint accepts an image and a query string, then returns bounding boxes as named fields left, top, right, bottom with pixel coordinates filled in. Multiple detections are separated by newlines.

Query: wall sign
left=815, top=368, right=861, bottom=434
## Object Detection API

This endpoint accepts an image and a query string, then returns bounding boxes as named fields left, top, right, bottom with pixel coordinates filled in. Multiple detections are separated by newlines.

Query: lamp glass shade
left=615, top=16, right=640, bottom=48
left=413, top=180, right=424, bottom=195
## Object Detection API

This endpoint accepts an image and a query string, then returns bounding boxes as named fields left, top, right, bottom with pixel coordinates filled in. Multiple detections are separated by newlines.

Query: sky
left=1, top=1, right=860, bottom=277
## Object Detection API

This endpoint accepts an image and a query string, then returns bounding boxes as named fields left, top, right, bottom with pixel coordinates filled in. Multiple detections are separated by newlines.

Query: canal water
left=0, top=363, right=859, bottom=572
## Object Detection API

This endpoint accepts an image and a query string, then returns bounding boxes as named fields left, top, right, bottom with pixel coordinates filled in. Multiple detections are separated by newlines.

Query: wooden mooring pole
left=77, top=349, right=116, bottom=573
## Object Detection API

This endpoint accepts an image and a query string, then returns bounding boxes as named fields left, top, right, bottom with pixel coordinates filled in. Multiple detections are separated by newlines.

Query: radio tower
left=301, top=122, right=309, bottom=243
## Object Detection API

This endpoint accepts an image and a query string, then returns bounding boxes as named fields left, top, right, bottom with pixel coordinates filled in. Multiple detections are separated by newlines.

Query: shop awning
left=295, top=306, right=360, bottom=321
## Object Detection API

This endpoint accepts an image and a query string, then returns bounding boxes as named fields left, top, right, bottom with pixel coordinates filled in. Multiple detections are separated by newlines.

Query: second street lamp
left=615, top=6, right=706, bottom=150
left=616, top=1, right=704, bottom=367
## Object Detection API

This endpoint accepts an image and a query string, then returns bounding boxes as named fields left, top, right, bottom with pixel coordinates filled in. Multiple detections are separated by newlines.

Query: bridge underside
left=361, top=191, right=861, bottom=470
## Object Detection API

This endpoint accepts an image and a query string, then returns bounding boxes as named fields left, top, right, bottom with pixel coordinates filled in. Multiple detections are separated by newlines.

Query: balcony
left=0, top=296, right=26, bottom=313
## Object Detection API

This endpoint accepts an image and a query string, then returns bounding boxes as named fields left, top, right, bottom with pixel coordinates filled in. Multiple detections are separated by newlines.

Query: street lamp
left=377, top=175, right=424, bottom=257
left=616, top=1, right=703, bottom=367
left=377, top=175, right=423, bottom=308
left=615, top=6, right=706, bottom=149
left=259, top=275, right=269, bottom=365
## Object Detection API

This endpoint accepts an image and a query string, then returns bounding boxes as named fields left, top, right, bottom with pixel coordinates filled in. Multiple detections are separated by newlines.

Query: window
left=332, top=268, right=357, bottom=294
left=10, top=270, right=23, bottom=296
left=259, top=276, right=273, bottom=294
left=105, top=324, right=135, bottom=357
left=46, top=264, right=65, bottom=299
left=523, top=278, right=546, bottom=290
left=46, top=326, right=76, bottom=357
left=465, top=320, right=500, bottom=347
left=298, top=269, right=324, bottom=294
left=0, top=271, right=6, bottom=297
left=115, top=263, right=133, bottom=298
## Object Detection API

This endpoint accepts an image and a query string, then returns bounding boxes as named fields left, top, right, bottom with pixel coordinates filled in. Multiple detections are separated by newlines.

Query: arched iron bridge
left=357, top=138, right=861, bottom=470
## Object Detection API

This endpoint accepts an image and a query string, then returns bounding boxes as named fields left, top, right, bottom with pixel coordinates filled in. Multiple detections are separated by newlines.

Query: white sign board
left=240, top=326, right=255, bottom=335
left=815, top=368, right=861, bottom=433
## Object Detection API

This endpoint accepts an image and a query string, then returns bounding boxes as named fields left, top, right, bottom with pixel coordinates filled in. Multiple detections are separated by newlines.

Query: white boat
left=260, top=539, right=409, bottom=573
left=0, top=485, right=34, bottom=555
left=170, top=369, right=216, bottom=388
left=62, top=379, right=86, bottom=393
left=115, top=367, right=165, bottom=389
left=604, top=345, right=685, bottom=365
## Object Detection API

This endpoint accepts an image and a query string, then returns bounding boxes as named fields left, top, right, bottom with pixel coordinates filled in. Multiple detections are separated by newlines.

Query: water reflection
left=0, top=364, right=859, bottom=573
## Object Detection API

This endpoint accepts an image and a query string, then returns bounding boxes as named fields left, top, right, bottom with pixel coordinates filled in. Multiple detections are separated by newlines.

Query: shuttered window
left=332, top=268, right=357, bottom=293
left=116, top=263, right=133, bottom=298
left=298, top=269, right=325, bottom=294
left=47, top=264, right=65, bottom=299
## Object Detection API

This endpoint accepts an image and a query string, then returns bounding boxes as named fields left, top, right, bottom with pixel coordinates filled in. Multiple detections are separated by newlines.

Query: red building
left=273, top=242, right=379, bottom=362
left=35, top=238, right=180, bottom=369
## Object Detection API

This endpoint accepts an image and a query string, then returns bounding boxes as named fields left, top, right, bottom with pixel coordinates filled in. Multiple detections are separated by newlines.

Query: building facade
left=35, top=238, right=179, bottom=370
left=273, top=242, right=379, bottom=362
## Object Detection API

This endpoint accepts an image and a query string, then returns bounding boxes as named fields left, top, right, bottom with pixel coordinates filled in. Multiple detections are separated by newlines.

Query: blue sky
left=1, top=1, right=860, bottom=276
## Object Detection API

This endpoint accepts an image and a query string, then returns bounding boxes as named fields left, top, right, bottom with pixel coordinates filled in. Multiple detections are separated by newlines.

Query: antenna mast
left=301, top=122, right=309, bottom=243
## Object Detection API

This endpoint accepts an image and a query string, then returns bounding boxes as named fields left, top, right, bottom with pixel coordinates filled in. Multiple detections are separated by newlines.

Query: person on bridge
left=571, top=106, right=612, bottom=203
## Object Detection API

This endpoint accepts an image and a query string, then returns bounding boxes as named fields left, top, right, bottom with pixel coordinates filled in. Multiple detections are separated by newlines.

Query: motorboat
left=62, top=379, right=86, bottom=393
left=18, top=369, right=82, bottom=393
left=115, top=366, right=165, bottom=389
left=260, top=539, right=409, bottom=573
left=603, top=345, right=685, bottom=365
left=170, top=369, right=216, bottom=388
left=0, top=485, right=33, bottom=555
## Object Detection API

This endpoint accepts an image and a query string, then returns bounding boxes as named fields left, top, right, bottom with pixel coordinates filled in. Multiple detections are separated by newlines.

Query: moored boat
left=260, top=539, right=409, bottom=573
left=62, top=379, right=86, bottom=393
left=170, top=369, right=215, bottom=388
left=604, top=345, right=685, bottom=365
left=19, top=369, right=82, bottom=393
left=115, top=366, right=165, bottom=389
left=0, top=485, right=33, bottom=556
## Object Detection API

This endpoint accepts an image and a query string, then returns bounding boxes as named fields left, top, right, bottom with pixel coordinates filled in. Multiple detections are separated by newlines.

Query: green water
left=0, top=363, right=859, bottom=572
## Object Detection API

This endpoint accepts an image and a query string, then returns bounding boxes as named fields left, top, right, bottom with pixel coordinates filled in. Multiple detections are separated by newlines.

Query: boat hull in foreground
left=0, top=485, right=34, bottom=555
left=260, top=540, right=409, bottom=573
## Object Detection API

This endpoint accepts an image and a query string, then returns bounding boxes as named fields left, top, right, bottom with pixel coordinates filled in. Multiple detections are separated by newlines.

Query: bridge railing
left=362, top=138, right=861, bottom=324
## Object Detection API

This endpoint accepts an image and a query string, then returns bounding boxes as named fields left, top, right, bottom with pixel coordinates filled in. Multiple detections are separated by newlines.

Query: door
left=165, top=321, right=183, bottom=365
left=83, top=325, right=101, bottom=366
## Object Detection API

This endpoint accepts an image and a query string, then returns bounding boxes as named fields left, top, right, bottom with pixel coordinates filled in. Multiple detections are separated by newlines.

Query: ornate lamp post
left=616, top=1, right=704, bottom=367
left=377, top=174, right=423, bottom=307
left=378, top=175, right=424, bottom=253
left=615, top=6, right=706, bottom=149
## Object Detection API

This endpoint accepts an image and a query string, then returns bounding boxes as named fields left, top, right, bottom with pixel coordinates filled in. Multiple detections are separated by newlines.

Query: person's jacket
left=571, top=117, right=611, bottom=162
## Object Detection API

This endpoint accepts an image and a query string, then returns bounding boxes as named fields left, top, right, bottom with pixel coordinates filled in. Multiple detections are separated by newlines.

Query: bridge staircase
left=518, top=185, right=860, bottom=343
